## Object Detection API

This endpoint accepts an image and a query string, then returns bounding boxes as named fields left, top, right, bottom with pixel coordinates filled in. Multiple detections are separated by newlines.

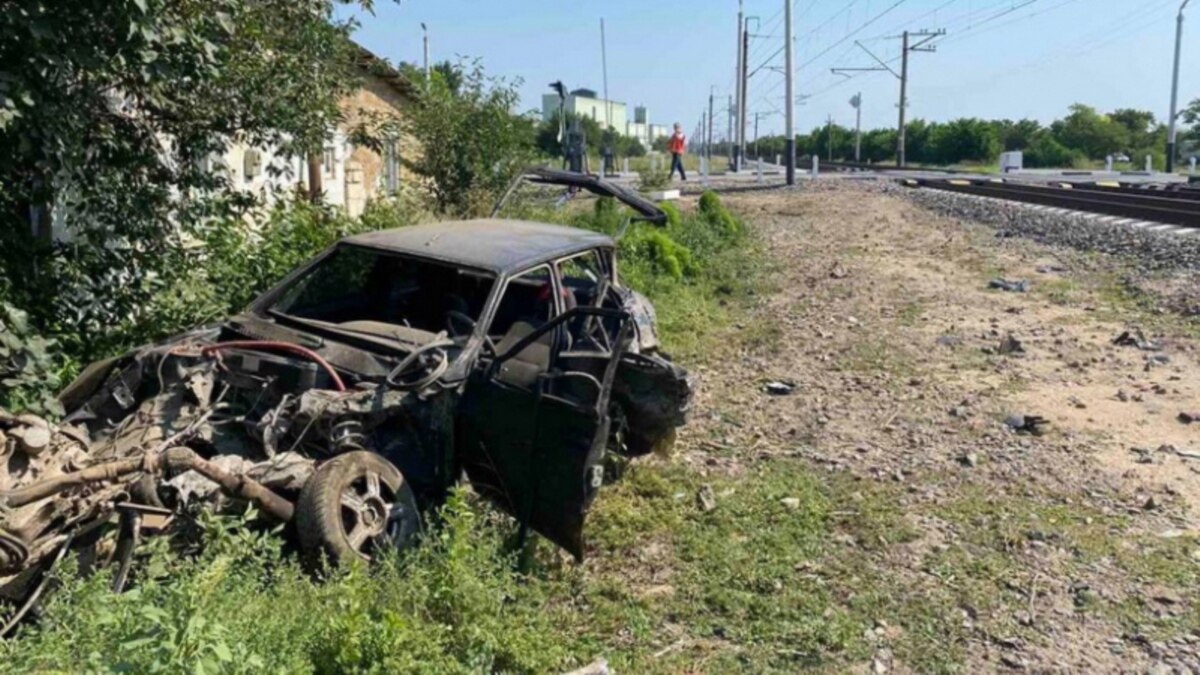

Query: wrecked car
left=0, top=169, right=692, bottom=631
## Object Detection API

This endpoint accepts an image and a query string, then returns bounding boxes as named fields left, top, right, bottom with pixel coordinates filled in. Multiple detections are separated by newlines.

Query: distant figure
left=667, top=123, right=687, bottom=181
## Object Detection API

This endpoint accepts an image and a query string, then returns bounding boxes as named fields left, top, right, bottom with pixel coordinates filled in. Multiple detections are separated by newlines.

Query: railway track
left=907, top=178, right=1200, bottom=229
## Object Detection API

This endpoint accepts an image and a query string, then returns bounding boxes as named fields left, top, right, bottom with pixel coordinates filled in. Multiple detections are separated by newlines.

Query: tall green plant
left=401, top=61, right=536, bottom=217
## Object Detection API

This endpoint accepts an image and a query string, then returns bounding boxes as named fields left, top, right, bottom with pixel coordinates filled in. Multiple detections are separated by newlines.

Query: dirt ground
left=677, top=182, right=1200, bottom=672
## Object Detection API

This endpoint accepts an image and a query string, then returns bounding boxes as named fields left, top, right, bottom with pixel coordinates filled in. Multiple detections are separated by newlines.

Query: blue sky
left=340, top=0, right=1196, bottom=138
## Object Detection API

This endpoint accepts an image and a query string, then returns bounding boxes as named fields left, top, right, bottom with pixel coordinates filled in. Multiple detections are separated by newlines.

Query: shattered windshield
left=268, top=245, right=496, bottom=345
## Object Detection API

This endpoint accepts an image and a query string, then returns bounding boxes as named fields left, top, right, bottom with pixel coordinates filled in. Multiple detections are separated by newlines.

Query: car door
left=459, top=305, right=632, bottom=560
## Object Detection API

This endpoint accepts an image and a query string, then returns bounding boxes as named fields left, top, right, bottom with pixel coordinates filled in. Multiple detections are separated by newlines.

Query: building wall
left=542, top=93, right=628, bottom=133
left=218, top=71, right=410, bottom=218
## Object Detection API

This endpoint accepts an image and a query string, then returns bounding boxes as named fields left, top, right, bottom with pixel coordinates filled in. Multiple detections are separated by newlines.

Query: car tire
left=296, top=451, right=420, bottom=572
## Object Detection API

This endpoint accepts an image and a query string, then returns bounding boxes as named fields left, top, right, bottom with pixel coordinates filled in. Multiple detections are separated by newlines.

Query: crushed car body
left=0, top=170, right=693, bottom=631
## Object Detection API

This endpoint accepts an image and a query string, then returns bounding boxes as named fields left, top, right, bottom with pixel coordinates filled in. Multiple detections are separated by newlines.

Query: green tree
left=0, top=0, right=375, bottom=359
left=1023, top=130, right=1082, bottom=168
left=927, top=118, right=1001, bottom=164
left=1049, top=104, right=1129, bottom=159
left=402, top=60, right=535, bottom=216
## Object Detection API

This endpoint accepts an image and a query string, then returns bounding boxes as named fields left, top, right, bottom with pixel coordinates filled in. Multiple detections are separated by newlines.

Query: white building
left=542, top=88, right=627, bottom=133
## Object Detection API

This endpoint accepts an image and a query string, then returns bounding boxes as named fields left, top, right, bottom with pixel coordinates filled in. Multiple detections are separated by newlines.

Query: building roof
left=354, top=44, right=415, bottom=99
left=342, top=219, right=614, bottom=274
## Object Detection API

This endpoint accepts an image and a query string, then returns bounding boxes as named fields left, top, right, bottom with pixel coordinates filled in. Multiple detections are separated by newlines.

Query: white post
left=1191, top=157, right=1197, bottom=175
left=1146, top=154, right=1153, bottom=172
left=1105, top=155, right=1113, bottom=172
left=756, top=159, right=763, bottom=183
left=776, top=154, right=781, bottom=166
left=700, top=156, right=709, bottom=186
left=812, top=155, right=819, bottom=177
left=623, top=158, right=629, bottom=174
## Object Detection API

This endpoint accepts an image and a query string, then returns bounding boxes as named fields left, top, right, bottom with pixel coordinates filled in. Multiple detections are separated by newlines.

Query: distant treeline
left=742, top=104, right=1200, bottom=168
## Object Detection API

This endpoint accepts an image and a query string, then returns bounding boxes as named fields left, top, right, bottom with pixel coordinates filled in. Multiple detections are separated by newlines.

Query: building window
left=323, top=147, right=336, bottom=177
left=384, top=140, right=400, bottom=195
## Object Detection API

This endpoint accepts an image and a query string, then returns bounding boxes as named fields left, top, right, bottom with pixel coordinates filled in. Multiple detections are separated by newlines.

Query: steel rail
left=914, top=180, right=1200, bottom=228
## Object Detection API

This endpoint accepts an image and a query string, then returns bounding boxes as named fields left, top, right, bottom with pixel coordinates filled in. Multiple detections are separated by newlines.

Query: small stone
left=780, top=497, right=802, bottom=510
left=1143, top=495, right=1161, bottom=511
left=1117, top=389, right=1130, bottom=402
left=1179, top=411, right=1200, bottom=424
left=697, top=484, right=717, bottom=512
left=959, top=452, right=979, bottom=467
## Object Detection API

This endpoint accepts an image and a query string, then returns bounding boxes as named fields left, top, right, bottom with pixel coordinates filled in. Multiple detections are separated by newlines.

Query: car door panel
left=459, top=306, right=631, bottom=559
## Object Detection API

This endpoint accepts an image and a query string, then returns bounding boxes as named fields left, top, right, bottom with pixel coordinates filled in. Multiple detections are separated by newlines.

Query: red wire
left=200, top=341, right=347, bottom=392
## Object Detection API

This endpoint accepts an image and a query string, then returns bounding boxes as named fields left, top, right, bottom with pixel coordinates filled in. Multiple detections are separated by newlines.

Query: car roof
left=342, top=219, right=614, bottom=274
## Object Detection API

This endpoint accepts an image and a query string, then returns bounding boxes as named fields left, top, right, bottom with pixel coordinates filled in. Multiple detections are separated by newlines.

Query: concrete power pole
left=700, top=88, right=710, bottom=159
left=421, top=23, right=430, bottom=79
left=896, top=31, right=909, bottom=167
left=895, top=29, right=944, bottom=167
left=851, top=93, right=862, bottom=162
left=727, top=95, right=734, bottom=163
left=1167, top=0, right=1192, bottom=173
left=739, top=20, right=752, bottom=172
left=734, top=0, right=744, bottom=171
left=784, top=0, right=796, bottom=185
left=827, top=114, right=833, bottom=161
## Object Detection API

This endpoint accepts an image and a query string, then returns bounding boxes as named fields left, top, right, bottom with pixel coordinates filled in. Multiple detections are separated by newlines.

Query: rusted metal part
left=160, top=447, right=294, bottom=522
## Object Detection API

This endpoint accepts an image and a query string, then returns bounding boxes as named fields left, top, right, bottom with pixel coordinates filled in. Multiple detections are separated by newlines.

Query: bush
left=659, top=201, right=682, bottom=229
left=697, top=190, right=741, bottom=237
left=0, top=303, right=68, bottom=417
left=637, top=165, right=670, bottom=191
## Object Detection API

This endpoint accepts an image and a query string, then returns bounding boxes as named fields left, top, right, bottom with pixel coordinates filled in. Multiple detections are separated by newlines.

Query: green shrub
left=620, top=227, right=696, bottom=281
left=637, top=165, right=670, bottom=191
left=659, top=201, right=682, bottom=228
left=697, top=190, right=742, bottom=237
left=0, top=303, right=67, bottom=417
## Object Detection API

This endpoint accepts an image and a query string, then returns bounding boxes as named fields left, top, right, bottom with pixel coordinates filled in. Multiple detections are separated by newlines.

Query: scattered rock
left=1178, top=411, right=1200, bottom=424
left=780, top=497, right=802, bottom=510
left=1117, top=389, right=1131, bottom=402
left=997, top=333, right=1025, bottom=355
left=936, top=335, right=962, bottom=348
left=989, top=278, right=1031, bottom=293
left=1035, top=264, right=1067, bottom=274
left=697, top=484, right=717, bottom=512
left=1113, top=329, right=1163, bottom=351
left=959, top=452, right=979, bottom=467
left=1067, top=396, right=1087, bottom=410
left=830, top=263, right=849, bottom=279
left=1004, top=414, right=1049, bottom=436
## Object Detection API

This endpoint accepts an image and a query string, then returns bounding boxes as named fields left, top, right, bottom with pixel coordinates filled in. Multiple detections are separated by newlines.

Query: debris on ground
left=988, top=278, right=1031, bottom=293
left=1112, top=328, right=1163, bottom=351
left=1178, top=411, right=1200, bottom=424
left=762, top=380, right=797, bottom=396
left=696, top=484, right=717, bottom=512
left=1003, top=414, right=1049, bottom=435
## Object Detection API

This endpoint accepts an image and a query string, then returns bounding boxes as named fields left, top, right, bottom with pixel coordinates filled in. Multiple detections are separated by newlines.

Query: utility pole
left=727, top=95, right=734, bottom=163
left=734, top=0, right=744, bottom=171
left=784, top=0, right=796, bottom=185
left=826, top=114, right=834, bottom=161
left=851, top=93, right=862, bottom=162
left=708, top=87, right=715, bottom=161
left=1167, top=0, right=1192, bottom=173
left=897, top=32, right=909, bottom=167
left=835, top=33, right=943, bottom=167
left=739, top=18, right=754, bottom=172
left=896, top=30, right=943, bottom=167
left=421, top=23, right=430, bottom=79
left=754, top=112, right=763, bottom=159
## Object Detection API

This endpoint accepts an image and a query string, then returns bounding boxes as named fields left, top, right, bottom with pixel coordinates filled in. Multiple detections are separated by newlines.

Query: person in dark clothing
left=667, top=123, right=687, bottom=181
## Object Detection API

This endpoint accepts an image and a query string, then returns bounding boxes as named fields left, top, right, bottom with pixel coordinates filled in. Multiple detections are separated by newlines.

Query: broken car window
left=268, top=245, right=495, bottom=346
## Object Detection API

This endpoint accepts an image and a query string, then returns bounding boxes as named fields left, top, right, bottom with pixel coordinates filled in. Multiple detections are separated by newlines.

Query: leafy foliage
left=0, top=0, right=377, bottom=363
left=401, top=60, right=535, bottom=217
left=0, top=303, right=67, bottom=417
left=749, top=102, right=1177, bottom=167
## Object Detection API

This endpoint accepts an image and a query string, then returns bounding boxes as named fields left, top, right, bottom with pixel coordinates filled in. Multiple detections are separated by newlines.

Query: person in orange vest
left=667, top=123, right=687, bottom=181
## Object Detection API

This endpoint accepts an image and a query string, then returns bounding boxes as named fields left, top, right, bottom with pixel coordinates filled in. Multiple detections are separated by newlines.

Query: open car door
left=459, top=306, right=632, bottom=560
